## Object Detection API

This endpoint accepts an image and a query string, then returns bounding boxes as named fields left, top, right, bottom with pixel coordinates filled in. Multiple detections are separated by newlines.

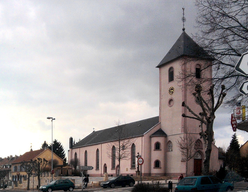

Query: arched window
left=155, top=142, right=161, bottom=150
left=96, top=149, right=99, bottom=170
left=154, top=160, right=160, bottom=168
left=73, top=152, right=78, bottom=169
left=195, top=139, right=203, bottom=149
left=112, top=146, right=116, bottom=169
left=84, top=150, right=87, bottom=166
left=196, top=64, right=201, bottom=78
left=167, top=141, right=173, bottom=152
left=168, top=67, right=174, bottom=82
left=131, top=144, right=136, bottom=169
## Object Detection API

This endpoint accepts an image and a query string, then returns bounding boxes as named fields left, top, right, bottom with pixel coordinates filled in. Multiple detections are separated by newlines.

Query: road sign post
left=231, top=114, right=237, bottom=132
left=235, top=52, right=248, bottom=76
left=137, top=157, right=144, bottom=183
left=239, top=81, right=248, bottom=95
left=235, top=52, right=248, bottom=95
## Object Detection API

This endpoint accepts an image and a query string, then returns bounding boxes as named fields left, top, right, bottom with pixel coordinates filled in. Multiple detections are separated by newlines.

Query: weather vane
left=182, top=7, right=186, bottom=31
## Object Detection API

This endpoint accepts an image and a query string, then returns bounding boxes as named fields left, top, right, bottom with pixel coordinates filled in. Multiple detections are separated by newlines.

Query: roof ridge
left=72, top=116, right=159, bottom=149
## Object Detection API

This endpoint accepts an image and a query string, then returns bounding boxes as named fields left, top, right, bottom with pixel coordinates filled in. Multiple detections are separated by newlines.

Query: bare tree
left=32, top=158, right=48, bottom=188
left=177, top=133, right=196, bottom=176
left=0, top=170, right=8, bottom=189
left=195, top=0, right=248, bottom=105
left=182, top=84, right=226, bottom=175
left=21, top=158, right=48, bottom=190
left=107, top=123, right=134, bottom=176
left=21, top=160, right=35, bottom=190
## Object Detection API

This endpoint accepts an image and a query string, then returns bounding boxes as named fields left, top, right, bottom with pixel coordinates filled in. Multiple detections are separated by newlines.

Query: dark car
left=100, top=175, right=135, bottom=188
left=175, top=175, right=234, bottom=192
left=39, top=179, right=75, bottom=192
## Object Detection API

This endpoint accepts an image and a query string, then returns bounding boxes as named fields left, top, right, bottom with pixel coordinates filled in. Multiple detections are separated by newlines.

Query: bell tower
left=156, top=25, right=213, bottom=176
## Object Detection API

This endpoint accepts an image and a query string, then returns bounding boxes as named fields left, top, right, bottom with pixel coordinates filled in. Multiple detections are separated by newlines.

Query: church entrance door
left=194, top=151, right=202, bottom=176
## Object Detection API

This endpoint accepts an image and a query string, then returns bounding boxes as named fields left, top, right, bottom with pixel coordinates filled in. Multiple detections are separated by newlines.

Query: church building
left=68, top=29, right=221, bottom=177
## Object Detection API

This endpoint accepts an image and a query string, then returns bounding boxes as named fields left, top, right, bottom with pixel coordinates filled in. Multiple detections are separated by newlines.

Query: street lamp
left=47, top=117, right=55, bottom=181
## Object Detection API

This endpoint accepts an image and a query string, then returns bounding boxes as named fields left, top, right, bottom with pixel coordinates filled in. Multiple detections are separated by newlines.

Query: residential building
left=0, top=156, right=19, bottom=183
left=11, top=148, right=64, bottom=187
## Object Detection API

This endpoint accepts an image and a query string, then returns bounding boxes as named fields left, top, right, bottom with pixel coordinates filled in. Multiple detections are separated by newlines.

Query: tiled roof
left=12, top=149, right=44, bottom=164
left=157, top=31, right=213, bottom=68
left=150, top=128, right=167, bottom=137
left=72, top=116, right=159, bottom=148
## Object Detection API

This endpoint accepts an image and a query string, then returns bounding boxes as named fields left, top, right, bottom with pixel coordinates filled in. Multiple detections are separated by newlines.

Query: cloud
left=2, top=0, right=241, bottom=159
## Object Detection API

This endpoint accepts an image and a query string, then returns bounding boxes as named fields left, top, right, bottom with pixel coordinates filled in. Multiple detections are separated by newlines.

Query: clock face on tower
left=169, top=87, right=174, bottom=95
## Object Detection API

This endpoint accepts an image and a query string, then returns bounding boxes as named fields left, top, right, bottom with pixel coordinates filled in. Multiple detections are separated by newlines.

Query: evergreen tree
left=49, top=139, right=66, bottom=164
left=226, top=134, right=240, bottom=171
left=41, top=141, right=48, bottom=149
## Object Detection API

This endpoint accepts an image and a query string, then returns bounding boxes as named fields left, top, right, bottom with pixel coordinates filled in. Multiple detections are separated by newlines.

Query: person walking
left=83, top=175, right=89, bottom=189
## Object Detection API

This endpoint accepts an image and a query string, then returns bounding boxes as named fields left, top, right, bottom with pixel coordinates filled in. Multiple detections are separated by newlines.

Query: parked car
left=39, top=179, right=75, bottom=192
left=100, top=175, right=135, bottom=188
left=0, top=183, right=7, bottom=188
left=175, top=175, right=234, bottom=192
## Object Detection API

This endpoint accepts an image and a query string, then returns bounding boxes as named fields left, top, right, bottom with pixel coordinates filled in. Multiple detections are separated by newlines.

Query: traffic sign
left=235, top=52, right=248, bottom=75
left=239, top=81, right=248, bottom=95
left=137, top=157, right=144, bottom=165
left=231, top=114, right=237, bottom=132
left=81, top=166, right=93, bottom=170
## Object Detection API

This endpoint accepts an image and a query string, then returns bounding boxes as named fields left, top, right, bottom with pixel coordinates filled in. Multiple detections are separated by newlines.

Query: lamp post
left=47, top=117, right=55, bottom=181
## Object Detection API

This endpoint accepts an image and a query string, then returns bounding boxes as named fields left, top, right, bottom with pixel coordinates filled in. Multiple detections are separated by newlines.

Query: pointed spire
left=157, top=31, right=213, bottom=68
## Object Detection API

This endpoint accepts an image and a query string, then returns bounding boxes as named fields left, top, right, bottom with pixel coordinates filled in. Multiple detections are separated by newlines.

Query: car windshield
left=109, top=177, right=117, bottom=181
left=179, top=178, right=197, bottom=186
left=49, top=181, right=56, bottom=185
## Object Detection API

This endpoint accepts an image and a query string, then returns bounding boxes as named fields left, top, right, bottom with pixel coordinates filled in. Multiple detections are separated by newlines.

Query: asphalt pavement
left=1, top=181, right=248, bottom=192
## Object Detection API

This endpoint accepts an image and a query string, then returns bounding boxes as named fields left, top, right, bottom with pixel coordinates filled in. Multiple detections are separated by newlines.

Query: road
left=0, top=186, right=133, bottom=192
left=2, top=181, right=248, bottom=192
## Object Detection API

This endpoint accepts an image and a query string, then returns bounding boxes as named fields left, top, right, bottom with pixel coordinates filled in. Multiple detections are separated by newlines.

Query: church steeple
left=157, top=8, right=213, bottom=68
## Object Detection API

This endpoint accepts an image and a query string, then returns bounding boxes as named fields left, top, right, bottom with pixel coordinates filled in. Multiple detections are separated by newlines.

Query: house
left=68, top=29, right=221, bottom=177
left=240, top=141, right=248, bottom=157
left=11, top=148, right=64, bottom=187
left=0, top=156, right=19, bottom=185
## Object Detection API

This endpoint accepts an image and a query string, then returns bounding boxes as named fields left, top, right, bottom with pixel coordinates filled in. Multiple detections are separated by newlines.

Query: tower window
left=154, top=160, right=160, bottom=168
left=168, top=67, right=174, bottom=82
left=196, top=64, right=201, bottom=78
left=155, top=142, right=161, bottom=150
left=167, top=141, right=173, bottom=152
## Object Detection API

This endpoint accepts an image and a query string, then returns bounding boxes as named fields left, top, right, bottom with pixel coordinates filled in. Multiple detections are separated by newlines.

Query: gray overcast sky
left=0, top=0, right=246, bottom=158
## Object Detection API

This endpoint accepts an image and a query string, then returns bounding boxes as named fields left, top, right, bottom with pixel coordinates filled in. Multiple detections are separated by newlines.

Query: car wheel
left=68, top=187, right=74, bottom=191
left=129, top=182, right=134, bottom=187
left=48, top=188, right=52, bottom=192
left=110, top=183, right=115, bottom=188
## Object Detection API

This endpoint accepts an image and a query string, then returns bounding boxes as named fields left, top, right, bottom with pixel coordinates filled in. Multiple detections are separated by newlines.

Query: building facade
left=11, top=148, right=64, bottom=187
left=68, top=30, right=221, bottom=177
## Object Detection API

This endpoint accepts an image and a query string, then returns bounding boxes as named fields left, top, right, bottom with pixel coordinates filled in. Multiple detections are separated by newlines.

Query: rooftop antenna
left=182, top=7, right=186, bottom=31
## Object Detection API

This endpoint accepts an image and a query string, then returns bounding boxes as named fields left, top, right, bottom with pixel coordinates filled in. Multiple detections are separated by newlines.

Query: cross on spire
left=182, top=7, right=186, bottom=31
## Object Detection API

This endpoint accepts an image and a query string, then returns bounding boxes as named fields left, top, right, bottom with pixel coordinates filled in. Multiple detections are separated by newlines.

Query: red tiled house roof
left=12, top=149, right=44, bottom=164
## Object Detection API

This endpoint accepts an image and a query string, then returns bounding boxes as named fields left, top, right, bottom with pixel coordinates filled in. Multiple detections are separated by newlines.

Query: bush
left=132, top=182, right=170, bottom=192
left=216, top=165, right=227, bottom=180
